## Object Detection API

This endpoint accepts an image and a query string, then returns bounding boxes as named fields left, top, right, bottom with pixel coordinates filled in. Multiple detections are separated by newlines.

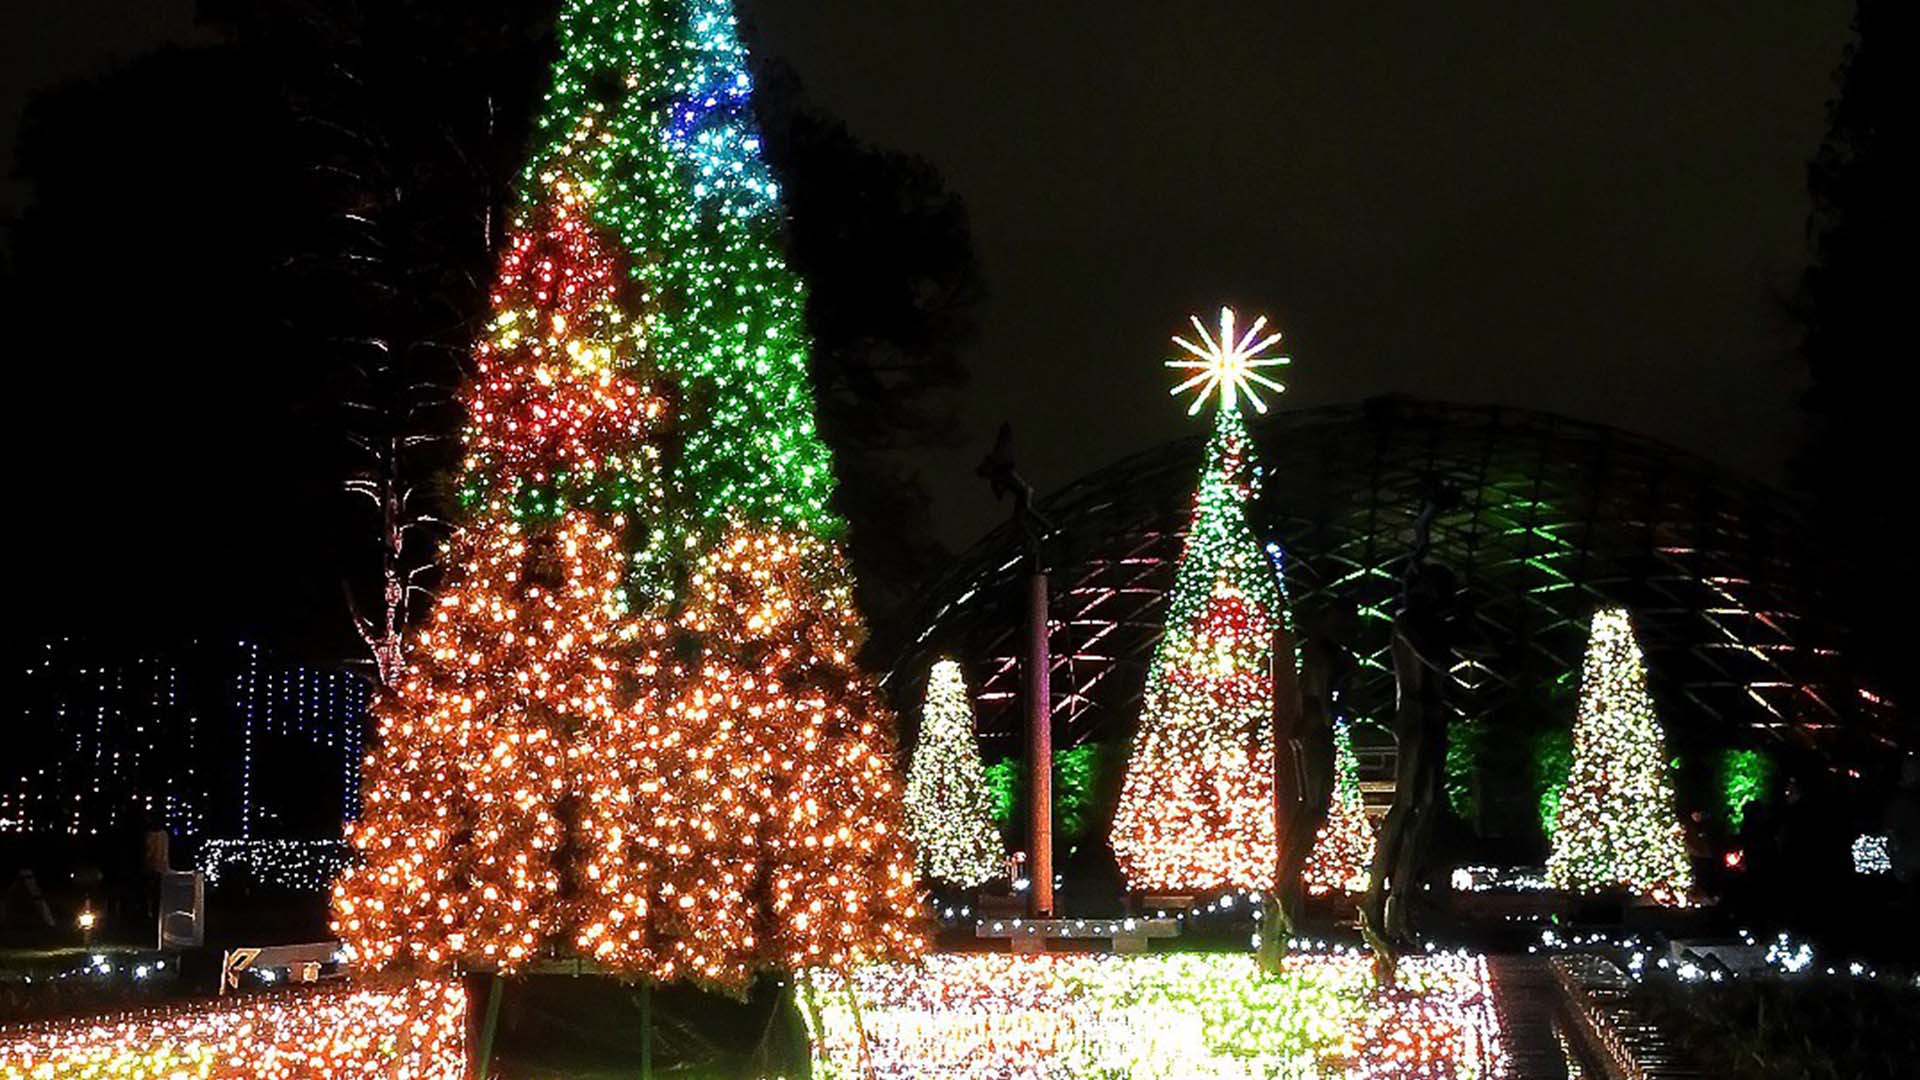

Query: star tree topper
left=1168, top=307, right=1290, bottom=415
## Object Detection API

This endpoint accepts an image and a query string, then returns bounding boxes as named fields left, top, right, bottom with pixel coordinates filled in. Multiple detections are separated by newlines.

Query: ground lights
left=801, top=952, right=1508, bottom=1079
left=0, top=981, right=467, bottom=1080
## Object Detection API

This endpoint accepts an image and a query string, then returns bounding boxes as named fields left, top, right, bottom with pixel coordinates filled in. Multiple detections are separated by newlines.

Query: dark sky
left=1, top=1, right=1854, bottom=650
left=744, top=0, right=1849, bottom=540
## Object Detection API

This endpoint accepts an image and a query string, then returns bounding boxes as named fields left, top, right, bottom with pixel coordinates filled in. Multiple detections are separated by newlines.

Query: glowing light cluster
left=1302, top=722, right=1376, bottom=895
left=1545, top=608, right=1693, bottom=902
left=460, top=176, right=666, bottom=527
left=335, top=513, right=634, bottom=972
left=1851, top=833, right=1891, bottom=875
left=532, top=0, right=839, bottom=536
left=572, top=527, right=923, bottom=986
left=0, top=981, right=467, bottom=1079
left=801, top=952, right=1508, bottom=1079
left=201, top=839, right=351, bottom=891
left=1112, top=328, right=1286, bottom=893
left=904, top=660, right=1006, bottom=889
left=1166, top=307, right=1290, bottom=416
left=333, top=0, right=924, bottom=988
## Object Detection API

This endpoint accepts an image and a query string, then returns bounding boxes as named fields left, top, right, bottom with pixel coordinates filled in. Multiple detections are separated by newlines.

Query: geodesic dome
left=887, top=397, right=1896, bottom=774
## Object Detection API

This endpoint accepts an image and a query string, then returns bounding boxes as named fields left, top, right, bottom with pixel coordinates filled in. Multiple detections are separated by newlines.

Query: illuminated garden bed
left=0, top=980, right=466, bottom=1079
left=802, top=952, right=1508, bottom=1079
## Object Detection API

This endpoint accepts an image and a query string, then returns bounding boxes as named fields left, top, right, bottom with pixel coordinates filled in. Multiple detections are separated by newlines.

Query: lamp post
left=978, top=423, right=1055, bottom=917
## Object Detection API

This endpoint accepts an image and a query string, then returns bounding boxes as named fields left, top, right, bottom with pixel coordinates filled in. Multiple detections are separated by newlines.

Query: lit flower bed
left=0, top=980, right=466, bottom=1079
left=801, top=952, right=1507, bottom=1079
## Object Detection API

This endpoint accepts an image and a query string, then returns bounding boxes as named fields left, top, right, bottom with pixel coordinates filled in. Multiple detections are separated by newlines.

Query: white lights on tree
left=1545, top=607, right=1693, bottom=902
left=905, top=660, right=1006, bottom=889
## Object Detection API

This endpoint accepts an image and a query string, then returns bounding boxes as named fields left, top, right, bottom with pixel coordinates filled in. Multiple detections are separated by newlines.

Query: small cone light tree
left=1111, top=308, right=1290, bottom=893
left=1301, top=721, right=1376, bottom=896
left=336, top=0, right=923, bottom=988
left=1546, top=607, right=1694, bottom=902
left=905, top=660, right=1006, bottom=889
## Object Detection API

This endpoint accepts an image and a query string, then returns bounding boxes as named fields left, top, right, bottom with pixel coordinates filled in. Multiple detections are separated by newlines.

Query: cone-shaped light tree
left=1110, top=308, right=1290, bottom=892
left=1301, top=721, right=1376, bottom=895
left=1545, top=607, right=1693, bottom=902
left=905, top=660, right=1006, bottom=889
left=335, top=0, right=923, bottom=988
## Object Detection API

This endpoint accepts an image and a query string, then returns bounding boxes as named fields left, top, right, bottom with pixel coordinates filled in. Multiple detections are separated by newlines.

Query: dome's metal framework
left=887, top=397, right=1897, bottom=771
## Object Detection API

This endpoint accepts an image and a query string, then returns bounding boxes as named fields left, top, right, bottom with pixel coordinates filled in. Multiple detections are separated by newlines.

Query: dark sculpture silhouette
left=1260, top=599, right=1359, bottom=972
left=1363, top=485, right=1461, bottom=982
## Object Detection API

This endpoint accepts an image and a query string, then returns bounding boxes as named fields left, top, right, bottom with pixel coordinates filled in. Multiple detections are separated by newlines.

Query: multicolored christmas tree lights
left=334, top=0, right=923, bottom=987
left=1110, top=308, right=1289, bottom=892
left=1545, top=607, right=1694, bottom=902
left=802, top=953, right=1508, bottom=1079
left=1302, top=721, right=1376, bottom=896
left=905, top=660, right=1006, bottom=889
left=0, top=982, right=468, bottom=1080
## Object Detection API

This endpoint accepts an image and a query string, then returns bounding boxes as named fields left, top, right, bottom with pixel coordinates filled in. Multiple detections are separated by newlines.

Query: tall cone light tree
left=1110, top=308, right=1290, bottom=892
left=1546, top=607, right=1694, bottom=903
left=905, top=660, right=1006, bottom=889
left=335, top=0, right=924, bottom=987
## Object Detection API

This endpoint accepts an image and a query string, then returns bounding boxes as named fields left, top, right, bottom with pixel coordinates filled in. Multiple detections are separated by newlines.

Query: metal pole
left=1272, top=627, right=1290, bottom=898
left=638, top=981, right=652, bottom=1080
left=474, top=974, right=504, bottom=1079
left=1026, top=570, right=1054, bottom=917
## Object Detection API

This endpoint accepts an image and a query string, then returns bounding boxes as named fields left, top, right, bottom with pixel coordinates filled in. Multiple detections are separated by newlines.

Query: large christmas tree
left=1545, top=607, right=1693, bottom=902
left=1110, top=309, right=1289, bottom=892
left=905, top=660, right=1006, bottom=889
left=334, top=0, right=923, bottom=987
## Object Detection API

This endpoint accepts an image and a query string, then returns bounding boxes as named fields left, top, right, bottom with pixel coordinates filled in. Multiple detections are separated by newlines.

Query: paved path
left=1487, top=954, right=1575, bottom=1079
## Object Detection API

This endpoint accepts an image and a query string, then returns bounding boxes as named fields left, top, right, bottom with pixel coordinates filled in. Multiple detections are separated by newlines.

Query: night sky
left=2, top=1, right=1854, bottom=656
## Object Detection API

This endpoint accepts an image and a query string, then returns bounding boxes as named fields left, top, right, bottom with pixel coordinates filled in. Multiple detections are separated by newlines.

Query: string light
left=801, top=953, right=1507, bottom=1078
left=201, top=839, right=351, bottom=892
left=8, top=639, right=365, bottom=842
left=572, top=529, right=924, bottom=987
left=335, top=514, right=636, bottom=973
left=529, top=0, right=839, bottom=538
left=1112, top=314, right=1288, bottom=893
left=904, top=660, right=1006, bottom=889
left=1545, top=608, right=1693, bottom=903
left=338, top=0, right=925, bottom=985
left=1302, top=721, right=1376, bottom=895
left=0, top=981, right=466, bottom=1079
left=1851, top=833, right=1891, bottom=875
